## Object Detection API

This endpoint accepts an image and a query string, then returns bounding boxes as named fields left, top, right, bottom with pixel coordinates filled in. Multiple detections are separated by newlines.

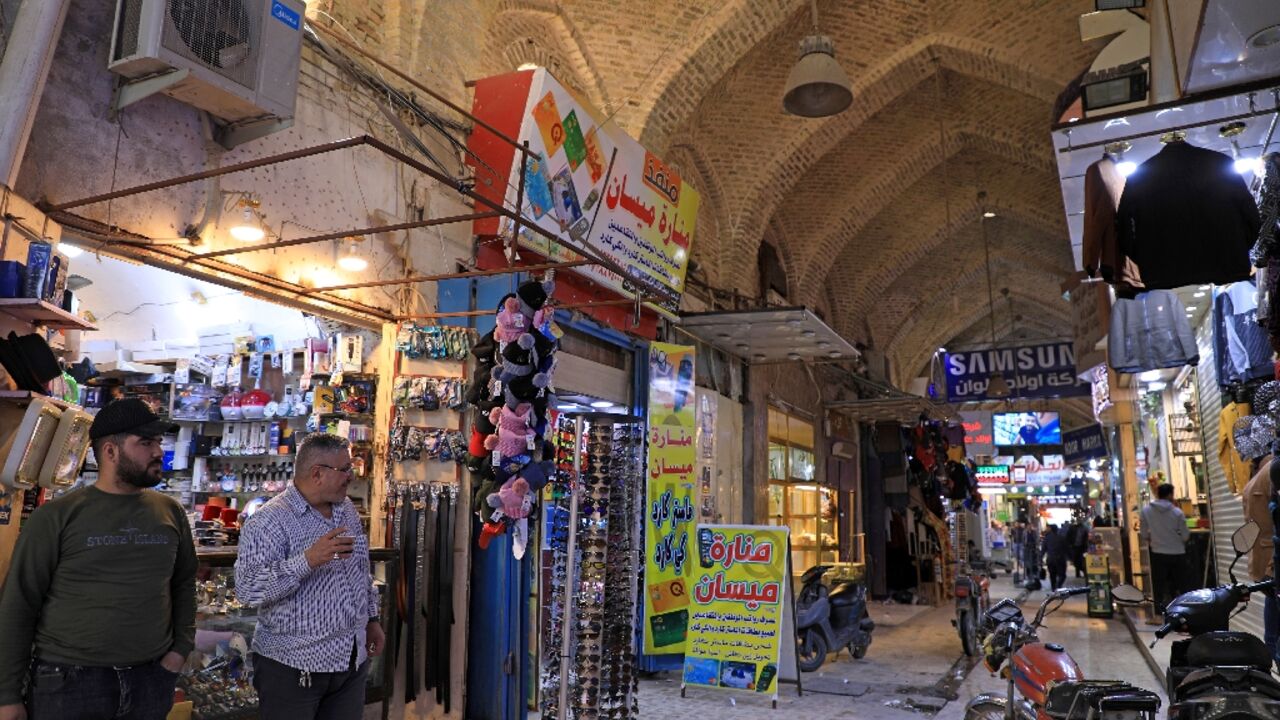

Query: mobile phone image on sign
left=583, top=126, right=606, bottom=184
left=522, top=152, right=554, bottom=220
left=550, top=166, right=583, bottom=227
left=648, top=608, right=688, bottom=648
left=531, top=92, right=565, bottom=157
left=562, top=110, right=587, bottom=170
left=683, top=656, right=720, bottom=687
left=720, top=661, right=757, bottom=690
left=755, top=663, right=778, bottom=693
left=648, top=577, right=689, bottom=613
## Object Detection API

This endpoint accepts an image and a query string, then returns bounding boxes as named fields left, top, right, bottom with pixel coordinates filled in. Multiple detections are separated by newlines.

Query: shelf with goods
left=0, top=390, right=82, bottom=411
left=0, top=298, right=97, bottom=331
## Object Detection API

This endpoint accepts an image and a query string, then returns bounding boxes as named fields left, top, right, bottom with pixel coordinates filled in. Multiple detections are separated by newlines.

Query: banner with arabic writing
left=681, top=525, right=790, bottom=697
left=503, top=69, right=700, bottom=316
left=644, top=342, right=697, bottom=654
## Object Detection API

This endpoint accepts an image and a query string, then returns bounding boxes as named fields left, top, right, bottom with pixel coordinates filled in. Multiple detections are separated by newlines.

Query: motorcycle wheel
left=964, top=701, right=1006, bottom=720
left=797, top=628, right=828, bottom=672
left=850, top=642, right=867, bottom=659
left=959, top=609, right=979, bottom=657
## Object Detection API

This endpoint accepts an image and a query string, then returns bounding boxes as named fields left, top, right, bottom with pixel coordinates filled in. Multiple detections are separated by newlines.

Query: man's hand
left=304, top=528, right=355, bottom=569
left=367, top=620, right=386, bottom=656
left=160, top=651, right=185, bottom=674
left=0, top=703, right=26, bottom=720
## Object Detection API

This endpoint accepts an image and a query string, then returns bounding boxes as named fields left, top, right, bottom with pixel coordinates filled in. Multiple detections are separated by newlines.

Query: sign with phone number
left=681, top=525, right=789, bottom=697
left=643, top=343, right=697, bottom=654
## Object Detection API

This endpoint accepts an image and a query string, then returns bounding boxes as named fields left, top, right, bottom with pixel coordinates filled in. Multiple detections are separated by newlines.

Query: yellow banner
left=682, top=525, right=790, bottom=696
left=643, top=343, right=697, bottom=654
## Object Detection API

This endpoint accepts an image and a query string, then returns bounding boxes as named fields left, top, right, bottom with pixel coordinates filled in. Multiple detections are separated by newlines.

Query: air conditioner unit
left=108, top=0, right=304, bottom=124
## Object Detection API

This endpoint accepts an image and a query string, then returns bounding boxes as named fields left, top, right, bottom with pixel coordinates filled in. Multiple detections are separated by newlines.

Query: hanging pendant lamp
left=782, top=1, right=852, bottom=118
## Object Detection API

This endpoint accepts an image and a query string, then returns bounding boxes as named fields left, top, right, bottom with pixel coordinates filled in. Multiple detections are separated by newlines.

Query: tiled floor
left=636, top=574, right=1166, bottom=719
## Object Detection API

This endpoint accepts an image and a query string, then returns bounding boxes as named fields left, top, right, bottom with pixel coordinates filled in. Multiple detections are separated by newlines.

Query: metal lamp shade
left=782, top=35, right=853, bottom=118
left=986, top=373, right=1012, bottom=399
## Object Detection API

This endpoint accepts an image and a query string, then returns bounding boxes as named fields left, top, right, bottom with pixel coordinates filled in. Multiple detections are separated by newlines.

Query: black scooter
left=795, top=565, right=874, bottom=671
left=1145, top=521, right=1280, bottom=719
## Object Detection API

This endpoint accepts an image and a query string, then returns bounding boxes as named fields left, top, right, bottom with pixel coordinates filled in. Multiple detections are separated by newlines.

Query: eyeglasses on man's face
left=316, top=463, right=355, bottom=476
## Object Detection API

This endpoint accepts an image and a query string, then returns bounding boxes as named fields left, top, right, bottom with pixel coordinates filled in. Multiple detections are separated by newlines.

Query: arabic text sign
left=944, top=342, right=1091, bottom=401
left=682, top=525, right=789, bottom=697
left=959, top=411, right=993, bottom=456
left=1062, top=424, right=1109, bottom=466
left=644, top=343, right=697, bottom=654
left=506, top=69, right=699, bottom=310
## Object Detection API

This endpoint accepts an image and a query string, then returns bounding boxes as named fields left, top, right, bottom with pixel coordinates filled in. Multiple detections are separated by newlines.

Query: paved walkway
left=637, top=574, right=1166, bottom=719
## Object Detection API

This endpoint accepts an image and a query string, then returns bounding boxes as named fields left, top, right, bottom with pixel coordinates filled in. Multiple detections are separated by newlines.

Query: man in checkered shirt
left=235, top=434, right=384, bottom=719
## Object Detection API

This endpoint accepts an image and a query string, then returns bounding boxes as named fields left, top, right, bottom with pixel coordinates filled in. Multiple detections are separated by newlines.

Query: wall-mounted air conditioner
left=108, top=0, right=304, bottom=124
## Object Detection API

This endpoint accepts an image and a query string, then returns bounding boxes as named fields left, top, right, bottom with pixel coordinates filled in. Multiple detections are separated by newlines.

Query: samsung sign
left=945, top=342, right=1092, bottom=402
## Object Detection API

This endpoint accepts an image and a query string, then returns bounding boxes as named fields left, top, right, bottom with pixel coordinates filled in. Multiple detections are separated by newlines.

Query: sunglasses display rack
left=541, top=413, right=643, bottom=720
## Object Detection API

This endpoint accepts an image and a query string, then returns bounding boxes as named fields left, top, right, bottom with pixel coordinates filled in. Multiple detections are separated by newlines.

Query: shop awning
left=825, top=395, right=957, bottom=424
left=676, top=307, right=859, bottom=364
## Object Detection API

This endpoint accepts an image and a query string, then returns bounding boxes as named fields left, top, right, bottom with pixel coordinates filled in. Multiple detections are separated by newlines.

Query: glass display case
left=184, top=547, right=398, bottom=719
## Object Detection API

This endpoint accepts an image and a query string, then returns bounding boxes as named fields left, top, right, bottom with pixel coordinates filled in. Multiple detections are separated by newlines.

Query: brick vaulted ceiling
left=480, top=0, right=1105, bottom=383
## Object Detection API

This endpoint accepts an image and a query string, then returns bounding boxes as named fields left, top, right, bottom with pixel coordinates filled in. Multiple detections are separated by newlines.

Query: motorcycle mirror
left=1232, top=522, right=1260, bottom=555
left=1111, top=584, right=1145, bottom=604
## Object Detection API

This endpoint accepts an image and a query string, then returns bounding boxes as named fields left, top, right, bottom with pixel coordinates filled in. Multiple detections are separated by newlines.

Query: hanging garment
left=1219, top=401, right=1255, bottom=494
left=1082, top=156, right=1143, bottom=294
left=1116, top=141, right=1260, bottom=289
left=1108, top=290, right=1199, bottom=373
left=1213, top=281, right=1273, bottom=387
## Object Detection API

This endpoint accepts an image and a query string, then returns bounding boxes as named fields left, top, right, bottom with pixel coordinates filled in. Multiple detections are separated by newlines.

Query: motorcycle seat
left=1185, top=631, right=1273, bottom=671
left=829, top=582, right=862, bottom=606
left=1043, top=680, right=1161, bottom=719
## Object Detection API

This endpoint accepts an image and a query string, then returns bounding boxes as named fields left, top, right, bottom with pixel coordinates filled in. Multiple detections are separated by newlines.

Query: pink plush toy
left=495, top=403, right=533, bottom=458
left=494, top=297, right=526, bottom=344
left=483, top=406, right=503, bottom=451
left=495, top=477, right=531, bottom=519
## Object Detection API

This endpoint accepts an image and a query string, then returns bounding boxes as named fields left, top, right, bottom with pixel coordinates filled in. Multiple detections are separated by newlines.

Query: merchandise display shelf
left=173, top=416, right=307, bottom=424
left=0, top=298, right=96, bottom=330
left=0, top=390, right=80, bottom=410
left=198, top=453, right=294, bottom=460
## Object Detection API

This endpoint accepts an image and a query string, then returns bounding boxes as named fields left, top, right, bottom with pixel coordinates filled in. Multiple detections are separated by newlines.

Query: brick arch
left=787, top=125, right=1056, bottom=309
left=666, top=142, right=731, bottom=289
left=820, top=157, right=1067, bottom=320
left=879, top=254, right=1071, bottom=358
left=891, top=286, right=1073, bottom=385
left=485, top=1, right=613, bottom=110
left=710, top=33, right=1070, bottom=293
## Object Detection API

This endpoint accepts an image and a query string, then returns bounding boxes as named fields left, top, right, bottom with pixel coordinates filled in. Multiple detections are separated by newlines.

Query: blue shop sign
left=945, top=342, right=1091, bottom=401
left=1062, top=424, right=1109, bottom=466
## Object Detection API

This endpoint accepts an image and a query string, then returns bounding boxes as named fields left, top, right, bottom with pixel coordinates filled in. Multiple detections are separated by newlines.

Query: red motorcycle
left=964, top=585, right=1160, bottom=720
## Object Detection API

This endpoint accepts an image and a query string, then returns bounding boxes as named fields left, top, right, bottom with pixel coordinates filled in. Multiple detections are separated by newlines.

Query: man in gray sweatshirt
left=1140, top=483, right=1191, bottom=612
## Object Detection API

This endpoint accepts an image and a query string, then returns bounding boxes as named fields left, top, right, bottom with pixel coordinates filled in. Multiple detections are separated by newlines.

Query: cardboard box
left=82, top=339, right=119, bottom=353
left=133, top=350, right=194, bottom=362
left=200, top=343, right=235, bottom=356
left=123, top=340, right=165, bottom=352
left=87, top=349, right=131, bottom=365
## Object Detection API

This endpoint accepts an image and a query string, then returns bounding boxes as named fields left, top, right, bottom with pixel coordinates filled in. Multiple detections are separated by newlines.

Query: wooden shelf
left=0, top=390, right=80, bottom=410
left=0, top=298, right=96, bottom=331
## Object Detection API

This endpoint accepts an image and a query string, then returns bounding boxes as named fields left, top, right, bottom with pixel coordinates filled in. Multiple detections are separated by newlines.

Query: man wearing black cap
left=0, top=398, right=197, bottom=720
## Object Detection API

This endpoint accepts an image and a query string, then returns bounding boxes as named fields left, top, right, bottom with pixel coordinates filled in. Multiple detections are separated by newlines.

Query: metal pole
left=511, top=141, right=529, bottom=266
left=47, top=136, right=368, bottom=211
left=306, top=259, right=592, bottom=293
left=192, top=211, right=500, bottom=261
left=558, top=415, right=585, bottom=720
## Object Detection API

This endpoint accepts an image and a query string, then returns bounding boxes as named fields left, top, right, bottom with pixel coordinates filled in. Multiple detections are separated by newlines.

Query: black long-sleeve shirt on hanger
left=1117, top=141, right=1260, bottom=289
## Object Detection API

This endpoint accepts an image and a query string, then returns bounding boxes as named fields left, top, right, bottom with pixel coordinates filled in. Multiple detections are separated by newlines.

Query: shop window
left=766, top=408, right=838, bottom=572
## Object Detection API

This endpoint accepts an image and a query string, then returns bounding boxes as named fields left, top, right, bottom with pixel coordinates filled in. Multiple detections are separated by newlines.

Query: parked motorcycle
left=795, top=565, right=874, bottom=671
left=964, top=585, right=1160, bottom=720
left=954, top=559, right=993, bottom=657
left=1148, top=521, right=1280, bottom=719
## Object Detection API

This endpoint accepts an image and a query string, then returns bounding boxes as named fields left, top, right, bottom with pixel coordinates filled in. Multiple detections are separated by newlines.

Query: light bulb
left=58, top=244, right=83, bottom=258
left=1234, top=156, right=1262, bottom=175
left=1115, top=161, right=1137, bottom=177
left=589, top=400, right=615, bottom=409
left=229, top=207, right=264, bottom=242
left=337, top=237, right=368, bottom=272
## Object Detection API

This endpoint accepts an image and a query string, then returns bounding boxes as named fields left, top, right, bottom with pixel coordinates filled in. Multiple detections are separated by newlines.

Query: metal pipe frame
left=394, top=295, right=664, bottom=322
left=306, top=260, right=592, bottom=294
left=43, top=134, right=669, bottom=307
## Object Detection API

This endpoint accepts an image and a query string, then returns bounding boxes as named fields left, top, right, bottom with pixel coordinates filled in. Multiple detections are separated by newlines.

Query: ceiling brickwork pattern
left=472, top=0, right=1103, bottom=383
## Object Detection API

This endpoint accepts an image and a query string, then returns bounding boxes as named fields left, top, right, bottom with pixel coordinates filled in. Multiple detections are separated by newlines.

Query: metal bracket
left=214, top=116, right=295, bottom=150
left=111, top=68, right=190, bottom=118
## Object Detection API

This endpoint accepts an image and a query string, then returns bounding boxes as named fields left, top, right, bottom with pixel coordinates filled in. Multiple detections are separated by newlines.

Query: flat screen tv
left=993, top=412, right=1061, bottom=446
